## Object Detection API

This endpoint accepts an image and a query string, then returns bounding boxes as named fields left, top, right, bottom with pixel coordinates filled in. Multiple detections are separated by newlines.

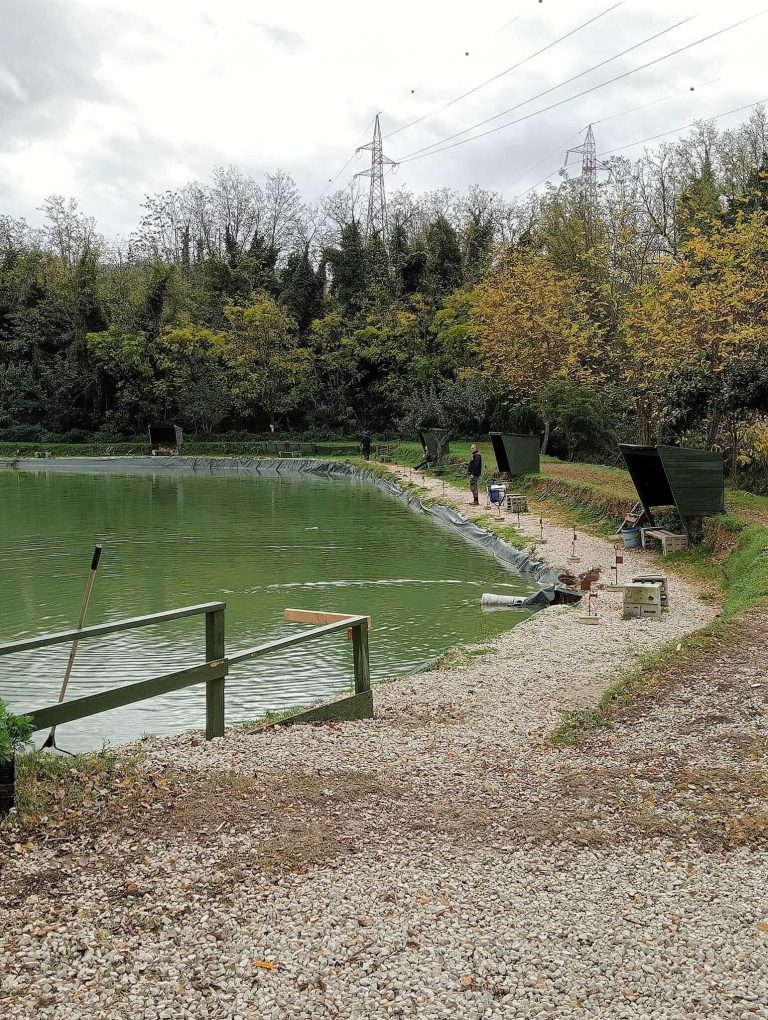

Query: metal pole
left=42, top=545, right=102, bottom=750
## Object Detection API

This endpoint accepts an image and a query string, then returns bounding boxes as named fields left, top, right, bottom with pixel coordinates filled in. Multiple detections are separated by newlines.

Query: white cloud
left=0, top=0, right=764, bottom=234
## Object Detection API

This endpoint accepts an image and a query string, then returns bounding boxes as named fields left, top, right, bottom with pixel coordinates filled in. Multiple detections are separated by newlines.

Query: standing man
left=468, top=443, right=482, bottom=505
left=361, top=430, right=372, bottom=460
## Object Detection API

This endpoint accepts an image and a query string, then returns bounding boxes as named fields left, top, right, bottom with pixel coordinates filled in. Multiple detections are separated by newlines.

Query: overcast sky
left=0, top=0, right=764, bottom=236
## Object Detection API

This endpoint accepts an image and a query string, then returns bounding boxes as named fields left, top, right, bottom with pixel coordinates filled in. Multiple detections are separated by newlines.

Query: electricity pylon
left=355, top=114, right=398, bottom=242
left=565, top=124, right=600, bottom=205
left=565, top=124, right=611, bottom=244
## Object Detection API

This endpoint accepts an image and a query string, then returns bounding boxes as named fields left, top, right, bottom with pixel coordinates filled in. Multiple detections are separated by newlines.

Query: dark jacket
left=468, top=451, right=482, bottom=477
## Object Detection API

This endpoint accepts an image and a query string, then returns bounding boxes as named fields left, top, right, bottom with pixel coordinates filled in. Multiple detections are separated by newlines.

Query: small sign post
left=569, top=528, right=581, bottom=563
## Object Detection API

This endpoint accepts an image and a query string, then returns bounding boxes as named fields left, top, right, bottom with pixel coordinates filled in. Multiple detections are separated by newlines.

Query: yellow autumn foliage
left=627, top=212, right=768, bottom=382
left=470, top=250, right=598, bottom=400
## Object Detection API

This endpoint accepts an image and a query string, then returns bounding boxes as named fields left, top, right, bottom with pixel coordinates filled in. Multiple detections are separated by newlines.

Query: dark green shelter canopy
left=419, top=429, right=451, bottom=463
left=619, top=444, right=724, bottom=527
left=489, top=433, right=540, bottom=476
left=148, top=425, right=183, bottom=451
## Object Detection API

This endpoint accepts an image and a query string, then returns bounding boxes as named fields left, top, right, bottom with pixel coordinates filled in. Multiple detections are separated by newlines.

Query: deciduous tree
left=472, top=251, right=597, bottom=452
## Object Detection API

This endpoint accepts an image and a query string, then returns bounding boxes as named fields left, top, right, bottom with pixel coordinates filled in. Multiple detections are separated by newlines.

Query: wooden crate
left=506, top=494, right=528, bottom=513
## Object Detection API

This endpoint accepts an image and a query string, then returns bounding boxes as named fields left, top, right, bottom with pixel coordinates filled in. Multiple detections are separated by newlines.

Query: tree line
left=1, top=109, right=767, bottom=484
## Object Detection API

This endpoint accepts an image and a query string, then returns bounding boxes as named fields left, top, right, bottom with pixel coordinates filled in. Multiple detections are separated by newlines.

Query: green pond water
left=0, top=469, right=537, bottom=750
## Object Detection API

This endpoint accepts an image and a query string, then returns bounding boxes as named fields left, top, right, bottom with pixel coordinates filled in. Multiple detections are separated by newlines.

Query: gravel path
left=3, top=470, right=766, bottom=1019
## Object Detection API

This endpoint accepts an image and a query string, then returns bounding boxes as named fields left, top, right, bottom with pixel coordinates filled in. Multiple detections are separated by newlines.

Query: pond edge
left=0, top=455, right=564, bottom=588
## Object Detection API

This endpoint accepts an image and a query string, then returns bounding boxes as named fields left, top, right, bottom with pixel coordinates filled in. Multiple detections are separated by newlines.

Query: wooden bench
left=640, top=528, right=688, bottom=556
left=373, top=442, right=397, bottom=461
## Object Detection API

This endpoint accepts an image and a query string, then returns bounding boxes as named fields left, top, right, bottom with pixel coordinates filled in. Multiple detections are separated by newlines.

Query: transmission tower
left=355, top=115, right=398, bottom=242
left=565, top=124, right=599, bottom=205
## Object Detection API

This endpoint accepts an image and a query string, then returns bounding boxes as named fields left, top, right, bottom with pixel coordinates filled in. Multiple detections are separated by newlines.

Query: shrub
left=0, top=699, right=34, bottom=765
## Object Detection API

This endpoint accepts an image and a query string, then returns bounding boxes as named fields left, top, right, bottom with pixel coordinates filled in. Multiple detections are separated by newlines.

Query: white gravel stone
left=3, top=472, right=764, bottom=1019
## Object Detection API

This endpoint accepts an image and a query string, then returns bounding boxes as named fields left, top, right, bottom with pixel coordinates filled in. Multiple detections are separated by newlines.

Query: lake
left=0, top=468, right=537, bottom=749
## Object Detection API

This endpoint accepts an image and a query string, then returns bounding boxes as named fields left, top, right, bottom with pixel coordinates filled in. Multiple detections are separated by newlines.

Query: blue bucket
left=620, top=527, right=642, bottom=549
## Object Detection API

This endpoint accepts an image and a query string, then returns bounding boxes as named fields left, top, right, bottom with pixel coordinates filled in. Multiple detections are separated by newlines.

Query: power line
left=398, top=13, right=697, bottom=162
left=396, top=11, right=524, bottom=103
left=506, top=80, right=719, bottom=196
left=504, top=130, right=583, bottom=194
left=518, top=96, right=768, bottom=200
left=318, top=8, right=528, bottom=198
left=385, top=2, right=624, bottom=141
left=397, top=11, right=764, bottom=166
left=312, top=115, right=378, bottom=205
left=593, top=77, right=721, bottom=127
left=597, top=98, right=768, bottom=157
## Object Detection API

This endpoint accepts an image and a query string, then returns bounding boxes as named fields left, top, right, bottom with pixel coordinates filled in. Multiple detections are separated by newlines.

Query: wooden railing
left=0, top=604, right=372, bottom=741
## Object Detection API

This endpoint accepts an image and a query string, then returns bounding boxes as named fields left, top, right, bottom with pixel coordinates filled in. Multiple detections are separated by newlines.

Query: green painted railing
left=0, top=604, right=372, bottom=741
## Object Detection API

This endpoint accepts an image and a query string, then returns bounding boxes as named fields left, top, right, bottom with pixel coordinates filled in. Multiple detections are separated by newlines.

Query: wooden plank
left=228, top=616, right=370, bottom=666
left=283, top=609, right=373, bottom=630
left=256, top=690, right=373, bottom=729
left=351, top=623, right=371, bottom=694
left=26, top=660, right=227, bottom=732
left=0, top=602, right=226, bottom=658
left=205, top=608, right=226, bottom=739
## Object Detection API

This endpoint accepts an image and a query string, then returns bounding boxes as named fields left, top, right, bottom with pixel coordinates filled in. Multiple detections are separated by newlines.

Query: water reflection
left=0, top=470, right=536, bottom=749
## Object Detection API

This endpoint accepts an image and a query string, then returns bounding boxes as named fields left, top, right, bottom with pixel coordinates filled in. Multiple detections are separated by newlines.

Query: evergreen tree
left=726, top=152, right=768, bottom=221
left=180, top=226, right=191, bottom=268
left=364, top=233, right=393, bottom=307
left=424, top=215, right=463, bottom=297
left=390, top=221, right=426, bottom=296
left=280, top=247, right=324, bottom=334
left=324, top=221, right=367, bottom=314
left=462, top=211, right=494, bottom=284
left=247, top=231, right=279, bottom=294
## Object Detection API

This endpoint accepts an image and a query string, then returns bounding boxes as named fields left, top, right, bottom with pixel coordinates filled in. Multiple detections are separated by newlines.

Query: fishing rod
left=42, top=544, right=103, bottom=752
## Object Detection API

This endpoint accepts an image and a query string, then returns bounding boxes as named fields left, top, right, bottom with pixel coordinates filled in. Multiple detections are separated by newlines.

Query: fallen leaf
left=757, top=922, right=768, bottom=933
left=252, top=960, right=277, bottom=970
left=461, top=976, right=473, bottom=990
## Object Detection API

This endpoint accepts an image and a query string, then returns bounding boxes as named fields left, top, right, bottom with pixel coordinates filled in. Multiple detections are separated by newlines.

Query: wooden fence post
left=351, top=622, right=370, bottom=695
left=205, top=606, right=226, bottom=739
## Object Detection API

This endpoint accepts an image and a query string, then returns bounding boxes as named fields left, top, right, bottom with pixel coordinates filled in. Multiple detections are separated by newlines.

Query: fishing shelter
left=619, top=444, right=724, bottom=533
left=148, top=424, right=183, bottom=454
left=418, top=429, right=451, bottom=463
left=489, top=433, right=541, bottom=476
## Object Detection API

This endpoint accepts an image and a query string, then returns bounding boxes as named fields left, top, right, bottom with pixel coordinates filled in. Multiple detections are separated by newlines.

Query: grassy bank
left=0, top=439, right=362, bottom=459
left=520, top=471, right=768, bottom=744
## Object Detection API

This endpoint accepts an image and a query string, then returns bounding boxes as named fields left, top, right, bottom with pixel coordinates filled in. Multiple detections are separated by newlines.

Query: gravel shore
left=3, top=470, right=766, bottom=1019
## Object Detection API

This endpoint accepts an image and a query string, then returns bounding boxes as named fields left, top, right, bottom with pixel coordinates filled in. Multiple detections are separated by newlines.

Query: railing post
left=205, top=606, right=226, bottom=739
left=351, top=621, right=370, bottom=695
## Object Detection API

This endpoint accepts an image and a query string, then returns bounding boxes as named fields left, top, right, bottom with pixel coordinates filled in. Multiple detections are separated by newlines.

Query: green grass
left=722, top=521, right=768, bottom=618
left=10, top=749, right=134, bottom=818
left=551, top=514, right=768, bottom=745
left=472, top=513, right=533, bottom=551
left=0, top=439, right=362, bottom=459
left=239, top=705, right=309, bottom=729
